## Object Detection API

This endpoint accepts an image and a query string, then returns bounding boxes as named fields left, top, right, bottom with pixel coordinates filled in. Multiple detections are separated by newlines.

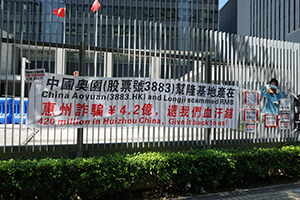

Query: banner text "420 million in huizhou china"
left=27, top=73, right=240, bottom=129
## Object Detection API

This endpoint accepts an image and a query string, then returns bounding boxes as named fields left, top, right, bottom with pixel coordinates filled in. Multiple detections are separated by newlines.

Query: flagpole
left=63, top=7, right=66, bottom=75
left=63, top=7, right=66, bottom=44
left=94, top=10, right=98, bottom=77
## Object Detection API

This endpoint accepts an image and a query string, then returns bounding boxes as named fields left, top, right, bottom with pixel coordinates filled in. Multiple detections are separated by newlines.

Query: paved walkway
left=172, top=182, right=300, bottom=200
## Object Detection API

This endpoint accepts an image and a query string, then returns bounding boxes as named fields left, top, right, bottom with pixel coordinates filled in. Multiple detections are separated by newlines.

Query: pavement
left=171, top=182, right=300, bottom=200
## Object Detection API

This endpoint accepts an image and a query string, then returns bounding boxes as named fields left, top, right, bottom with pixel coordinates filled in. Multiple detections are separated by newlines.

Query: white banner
left=27, top=73, right=240, bottom=128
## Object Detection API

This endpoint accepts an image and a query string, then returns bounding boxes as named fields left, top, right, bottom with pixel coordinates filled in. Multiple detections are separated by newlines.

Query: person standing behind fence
left=260, top=78, right=287, bottom=114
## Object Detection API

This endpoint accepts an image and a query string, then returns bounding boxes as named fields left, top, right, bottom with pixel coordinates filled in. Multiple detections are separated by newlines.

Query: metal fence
left=1, top=9, right=300, bottom=157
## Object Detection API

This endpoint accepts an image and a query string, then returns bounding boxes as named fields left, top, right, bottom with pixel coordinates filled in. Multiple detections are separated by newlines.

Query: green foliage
left=1, top=146, right=300, bottom=199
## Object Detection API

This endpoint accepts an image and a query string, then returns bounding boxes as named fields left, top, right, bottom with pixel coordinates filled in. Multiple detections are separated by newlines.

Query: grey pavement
left=172, top=182, right=300, bottom=200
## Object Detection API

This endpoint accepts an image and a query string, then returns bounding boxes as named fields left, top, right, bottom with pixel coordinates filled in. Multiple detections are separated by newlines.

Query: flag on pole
left=91, top=0, right=101, bottom=12
left=53, top=7, right=65, bottom=18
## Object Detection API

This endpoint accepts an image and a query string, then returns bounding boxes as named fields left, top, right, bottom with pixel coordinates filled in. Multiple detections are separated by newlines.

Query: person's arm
left=260, top=86, right=269, bottom=98
left=277, top=90, right=287, bottom=98
left=260, top=86, right=267, bottom=92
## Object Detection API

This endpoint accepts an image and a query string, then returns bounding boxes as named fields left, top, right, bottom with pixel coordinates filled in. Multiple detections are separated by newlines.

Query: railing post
left=205, top=55, right=212, bottom=147
left=20, top=57, right=30, bottom=130
left=76, top=42, right=86, bottom=157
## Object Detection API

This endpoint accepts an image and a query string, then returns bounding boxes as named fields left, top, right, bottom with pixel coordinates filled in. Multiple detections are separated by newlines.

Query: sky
left=219, top=0, right=229, bottom=10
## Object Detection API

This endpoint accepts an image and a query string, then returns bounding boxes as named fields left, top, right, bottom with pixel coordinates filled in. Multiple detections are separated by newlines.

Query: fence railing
left=1, top=12, right=300, bottom=157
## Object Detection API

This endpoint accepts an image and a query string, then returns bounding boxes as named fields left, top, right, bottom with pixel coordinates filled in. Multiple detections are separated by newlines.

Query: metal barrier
left=13, top=98, right=28, bottom=125
left=1, top=7, right=300, bottom=157
left=0, top=98, right=13, bottom=124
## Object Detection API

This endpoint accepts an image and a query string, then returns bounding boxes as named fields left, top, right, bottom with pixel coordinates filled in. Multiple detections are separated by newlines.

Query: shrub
left=0, top=146, right=300, bottom=199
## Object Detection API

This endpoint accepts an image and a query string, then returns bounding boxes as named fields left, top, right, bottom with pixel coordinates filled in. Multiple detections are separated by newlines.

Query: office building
left=220, top=0, right=300, bottom=43
left=1, top=0, right=219, bottom=45
left=0, top=0, right=219, bottom=78
left=219, top=0, right=237, bottom=34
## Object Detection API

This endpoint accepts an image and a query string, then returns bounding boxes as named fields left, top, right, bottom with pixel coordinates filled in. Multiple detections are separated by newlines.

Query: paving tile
left=171, top=183, right=300, bottom=200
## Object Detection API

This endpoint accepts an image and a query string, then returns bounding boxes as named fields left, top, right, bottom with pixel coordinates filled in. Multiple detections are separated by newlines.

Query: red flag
left=53, top=7, right=65, bottom=18
left=91, top=0, right=101, bottom=12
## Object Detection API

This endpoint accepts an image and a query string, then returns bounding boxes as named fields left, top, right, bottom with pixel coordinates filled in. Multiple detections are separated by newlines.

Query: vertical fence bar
left=204, top=30, right=212, bottom=146
left=226, top=32, right=230, bottom=144
left=11, top=1, right=16, bottom=151
left=133, top=19, right=137, bottom=148
left=190, top=28, right=195, bottom=146
left=147, top=21, right=151, bottom=148
left=182, top=26, right=186, bottom=145
left=5, top=1, right=10, bottom=150
left=233, top=33, right=238, bottom=144
left=212, top=30, right=217, bottom=145
left=76, top=42, right=86, bottom=157
left=116, top=17, right=121, bottom=148
left=121, top=17, right=126, bottom=149
left=143, top=20, right=147, bottom=148
left=162, top=22, right=167, bottom=147
left=241, top=35, right=245, bottom=143
left=138, top=20, right=142, bottom=148
left=195, top=28, right=200, bottom=145
left=167, top=23, right=172, bottom=147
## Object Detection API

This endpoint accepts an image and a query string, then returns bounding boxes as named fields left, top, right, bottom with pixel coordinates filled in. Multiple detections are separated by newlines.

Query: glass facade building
left=228, top=0, right=300, bottom=42
left=1, top=0, right=218, bottom=44
left=219, top=0, right=237, bottom=34
left=0, top=0, right=219, bottom=81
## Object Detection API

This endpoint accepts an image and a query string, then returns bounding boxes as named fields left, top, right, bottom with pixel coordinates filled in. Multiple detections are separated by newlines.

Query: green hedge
left=1, top=145, right=300, bottom=199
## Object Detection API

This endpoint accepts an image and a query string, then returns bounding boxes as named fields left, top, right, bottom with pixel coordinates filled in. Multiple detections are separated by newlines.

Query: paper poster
left=244, top=122, right=256, bottom=133
left=264, top=114, right=278, bottom=128
left=26, top=69, right=45, bottom=82
left=280, top=111, right=290, bottom=121
left=244, top=91, right=259, bottom=106
left=244, top=109, right=258, bottom=122
left=279, top=121, right=290, bottom=130
left=279, top=99, right=291, bottom=111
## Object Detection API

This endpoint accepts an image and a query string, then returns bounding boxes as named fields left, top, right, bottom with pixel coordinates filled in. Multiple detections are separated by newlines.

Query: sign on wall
left=27, top=73, right=240, bottom=129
